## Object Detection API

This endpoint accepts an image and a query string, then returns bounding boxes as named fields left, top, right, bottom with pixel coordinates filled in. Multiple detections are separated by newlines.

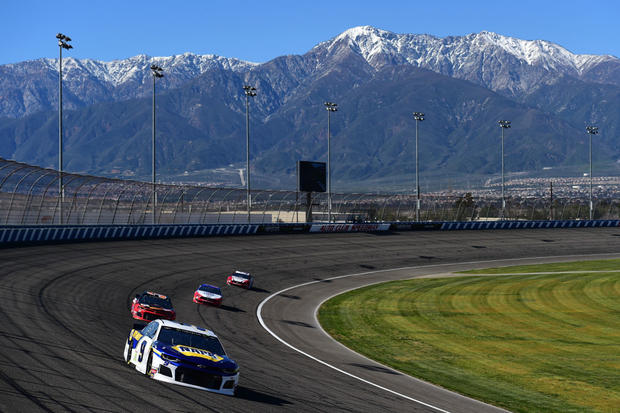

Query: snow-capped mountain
left=0, top=26, right=618, bottom=189
left=0, top=53, right=255, bottom=118
left=1, top=26, right=618, bottom=119
left=312, top=26, right=619, bottom=95
left=37, top=52, right=254, bottom=86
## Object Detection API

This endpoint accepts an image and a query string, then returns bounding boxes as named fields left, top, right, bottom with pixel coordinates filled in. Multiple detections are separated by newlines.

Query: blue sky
left=3, top=0, right=619, bottom=64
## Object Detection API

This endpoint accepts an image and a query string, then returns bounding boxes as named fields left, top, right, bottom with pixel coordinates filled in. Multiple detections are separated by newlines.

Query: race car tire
left=124, top=335, right=132, bottom=364
left=144, top=352, right=153, bottom=377
left=124, top=345, right=130, bottom=364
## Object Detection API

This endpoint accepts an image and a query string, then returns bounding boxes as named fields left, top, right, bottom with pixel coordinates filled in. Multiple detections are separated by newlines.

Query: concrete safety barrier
left=0, top=220, right=618, bottom=246
left=0, top=224, right=259, bottom=245
left=438, top=220, right=620, bottom=230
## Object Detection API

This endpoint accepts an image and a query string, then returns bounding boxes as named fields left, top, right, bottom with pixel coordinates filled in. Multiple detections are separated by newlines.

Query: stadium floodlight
left=151, top=64, right=164, bottom=224
left=586, top=126, right=599, bottom=220
left=324, top=101, right=338, bottom=223
left=151, top=64, right=164, bottom=78
left=413, top=112, right=425, bottom=221
left=57, top=32, right=73, bottom=224
left=243, top=85, right=257, bottom=223
left=498, top=120, right=511, bottom=220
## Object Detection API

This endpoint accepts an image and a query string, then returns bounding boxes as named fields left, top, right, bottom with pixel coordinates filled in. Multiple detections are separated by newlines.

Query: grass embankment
left=318, top=260, right=620, bottom=413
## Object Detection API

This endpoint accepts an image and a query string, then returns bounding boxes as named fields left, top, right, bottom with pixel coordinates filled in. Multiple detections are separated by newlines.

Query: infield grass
left=318, top=260, right=620, bottom=413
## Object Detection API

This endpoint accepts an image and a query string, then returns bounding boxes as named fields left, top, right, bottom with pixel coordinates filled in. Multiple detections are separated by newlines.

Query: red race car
left=193, top=284, right=223, bottom=306
left=131, top=291, right=176, bottom=322
left=226, top=271, right=254, bottom=289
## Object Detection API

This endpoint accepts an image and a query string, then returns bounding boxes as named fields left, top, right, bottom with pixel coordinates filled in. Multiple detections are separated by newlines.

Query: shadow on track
left=280, top=320, right=314, bottom=328
left=235, top=386, right=292, bottom=406
left=349, top=363, right=402, bottom=375
left=218, top=304, right=245, bottom=313
left=279, top=294, right=301, bottom=300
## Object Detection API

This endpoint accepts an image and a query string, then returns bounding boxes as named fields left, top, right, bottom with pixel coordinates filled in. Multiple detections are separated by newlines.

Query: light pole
left=413, top=112, right=425, bottom=221
left=56, top=33, right=72, bottom=224
left=498, top=120, right=511, bottom=220
left=151, top=64, right=163, bottom=224
left=324, top=102, right=338, bottom=223
left=586, top=125, right=599, bottom=220
left=243, top=85, right=257, bottom=223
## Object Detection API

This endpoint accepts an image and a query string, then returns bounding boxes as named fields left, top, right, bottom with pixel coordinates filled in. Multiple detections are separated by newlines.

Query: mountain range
left=1, top=26, right=618, bottom=191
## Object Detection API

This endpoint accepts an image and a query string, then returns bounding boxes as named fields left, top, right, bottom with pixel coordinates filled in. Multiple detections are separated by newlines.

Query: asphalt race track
left=1, top=228, right=619, bottom=412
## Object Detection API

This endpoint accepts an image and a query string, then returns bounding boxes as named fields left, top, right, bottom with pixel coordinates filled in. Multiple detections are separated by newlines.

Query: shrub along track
left=1, top=228, right=619, bottom=412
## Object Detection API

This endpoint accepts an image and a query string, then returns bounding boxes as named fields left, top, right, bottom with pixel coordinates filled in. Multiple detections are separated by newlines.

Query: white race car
left=123, top=319, right=239, bottom=395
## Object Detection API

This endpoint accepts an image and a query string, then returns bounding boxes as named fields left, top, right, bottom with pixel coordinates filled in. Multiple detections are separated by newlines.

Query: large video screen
left=298, top=161, right=326, bottom=192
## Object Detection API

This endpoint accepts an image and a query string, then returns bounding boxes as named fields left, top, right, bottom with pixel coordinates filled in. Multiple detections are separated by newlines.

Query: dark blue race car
left=124, top=319, right=239, bottom=395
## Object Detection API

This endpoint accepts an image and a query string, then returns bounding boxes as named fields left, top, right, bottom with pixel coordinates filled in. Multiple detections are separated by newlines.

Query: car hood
left=153, top=341, right=237, bottom=369
left=139, top=304, right=173, bottom=311
left=231, top=276, right=249, bottom=283
left=196, top=290, right=222, bottom=299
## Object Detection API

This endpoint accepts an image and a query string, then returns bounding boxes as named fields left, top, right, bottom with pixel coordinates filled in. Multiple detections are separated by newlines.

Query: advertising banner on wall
left=309, top=223, right=391, bottom=233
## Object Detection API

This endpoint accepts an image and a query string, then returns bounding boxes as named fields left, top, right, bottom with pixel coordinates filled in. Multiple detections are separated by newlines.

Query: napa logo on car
left=172, top=345, right=224, bottom=362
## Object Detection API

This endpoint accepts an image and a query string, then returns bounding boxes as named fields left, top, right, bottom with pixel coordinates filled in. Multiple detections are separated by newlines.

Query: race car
left=226, top=271, right=254, bottom=289
left=131, top=291, right=176, bottom=322
left=123, top=319, right=239, bottom=395
left=193, top=284, right=223, bottom=306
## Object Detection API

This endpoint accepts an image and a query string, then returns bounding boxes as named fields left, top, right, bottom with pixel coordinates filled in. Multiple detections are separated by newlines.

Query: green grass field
left=318, top=260, right=620, bottom=412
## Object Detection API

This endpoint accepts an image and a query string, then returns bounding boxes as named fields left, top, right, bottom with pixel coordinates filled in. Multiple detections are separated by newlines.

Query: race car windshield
left=157, top=327, right=225, bottom=355
left=198, top=285, right=221, bottom=294
left=233, top=273, right=250, bottom=280
left=140, top=294, right=173, bottom=309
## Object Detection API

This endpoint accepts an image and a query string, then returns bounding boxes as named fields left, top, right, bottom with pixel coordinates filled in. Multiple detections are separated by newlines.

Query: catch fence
left=1, top=158, right=618, bottom=225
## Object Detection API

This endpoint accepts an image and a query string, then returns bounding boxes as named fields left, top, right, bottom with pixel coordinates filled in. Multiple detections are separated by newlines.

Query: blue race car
left=123, top=319, right=239, bottom=395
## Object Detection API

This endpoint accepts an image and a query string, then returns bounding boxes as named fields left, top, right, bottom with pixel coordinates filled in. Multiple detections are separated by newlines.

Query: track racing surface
left=1, top=228, right=619, bottom=412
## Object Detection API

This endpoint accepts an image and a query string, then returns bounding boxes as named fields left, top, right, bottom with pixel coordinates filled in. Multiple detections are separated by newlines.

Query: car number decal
left=137, top=340, right=147, bottom=363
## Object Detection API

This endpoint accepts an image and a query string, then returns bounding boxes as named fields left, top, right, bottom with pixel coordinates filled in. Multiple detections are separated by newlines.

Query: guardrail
left=1, top=220, right=618, bottom=246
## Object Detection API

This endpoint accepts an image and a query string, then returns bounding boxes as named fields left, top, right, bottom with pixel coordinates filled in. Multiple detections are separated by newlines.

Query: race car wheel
left=124, top=334, right=132, bottom=364
left=144, top=352, right=153, bottom=377
left=124, top=345, right=130, bottom=364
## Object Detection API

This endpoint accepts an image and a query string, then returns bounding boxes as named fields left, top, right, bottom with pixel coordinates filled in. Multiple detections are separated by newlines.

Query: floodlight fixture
left=324, top=102, right=338, bottom=112
left=244, top=85, right=257, bottom=97
left=151, top=65, right=164, bottom=78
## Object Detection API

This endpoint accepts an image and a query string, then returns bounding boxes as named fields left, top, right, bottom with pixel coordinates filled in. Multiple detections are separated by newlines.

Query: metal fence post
left=201, top=189, right=221, bottom=224
left=4, top=169, right=38, bottom=224
left=187, top=187, right=208, bottom=224
left=21, top=171, right=55, bottom=224
left=66, top=178, right=92, bottom=225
